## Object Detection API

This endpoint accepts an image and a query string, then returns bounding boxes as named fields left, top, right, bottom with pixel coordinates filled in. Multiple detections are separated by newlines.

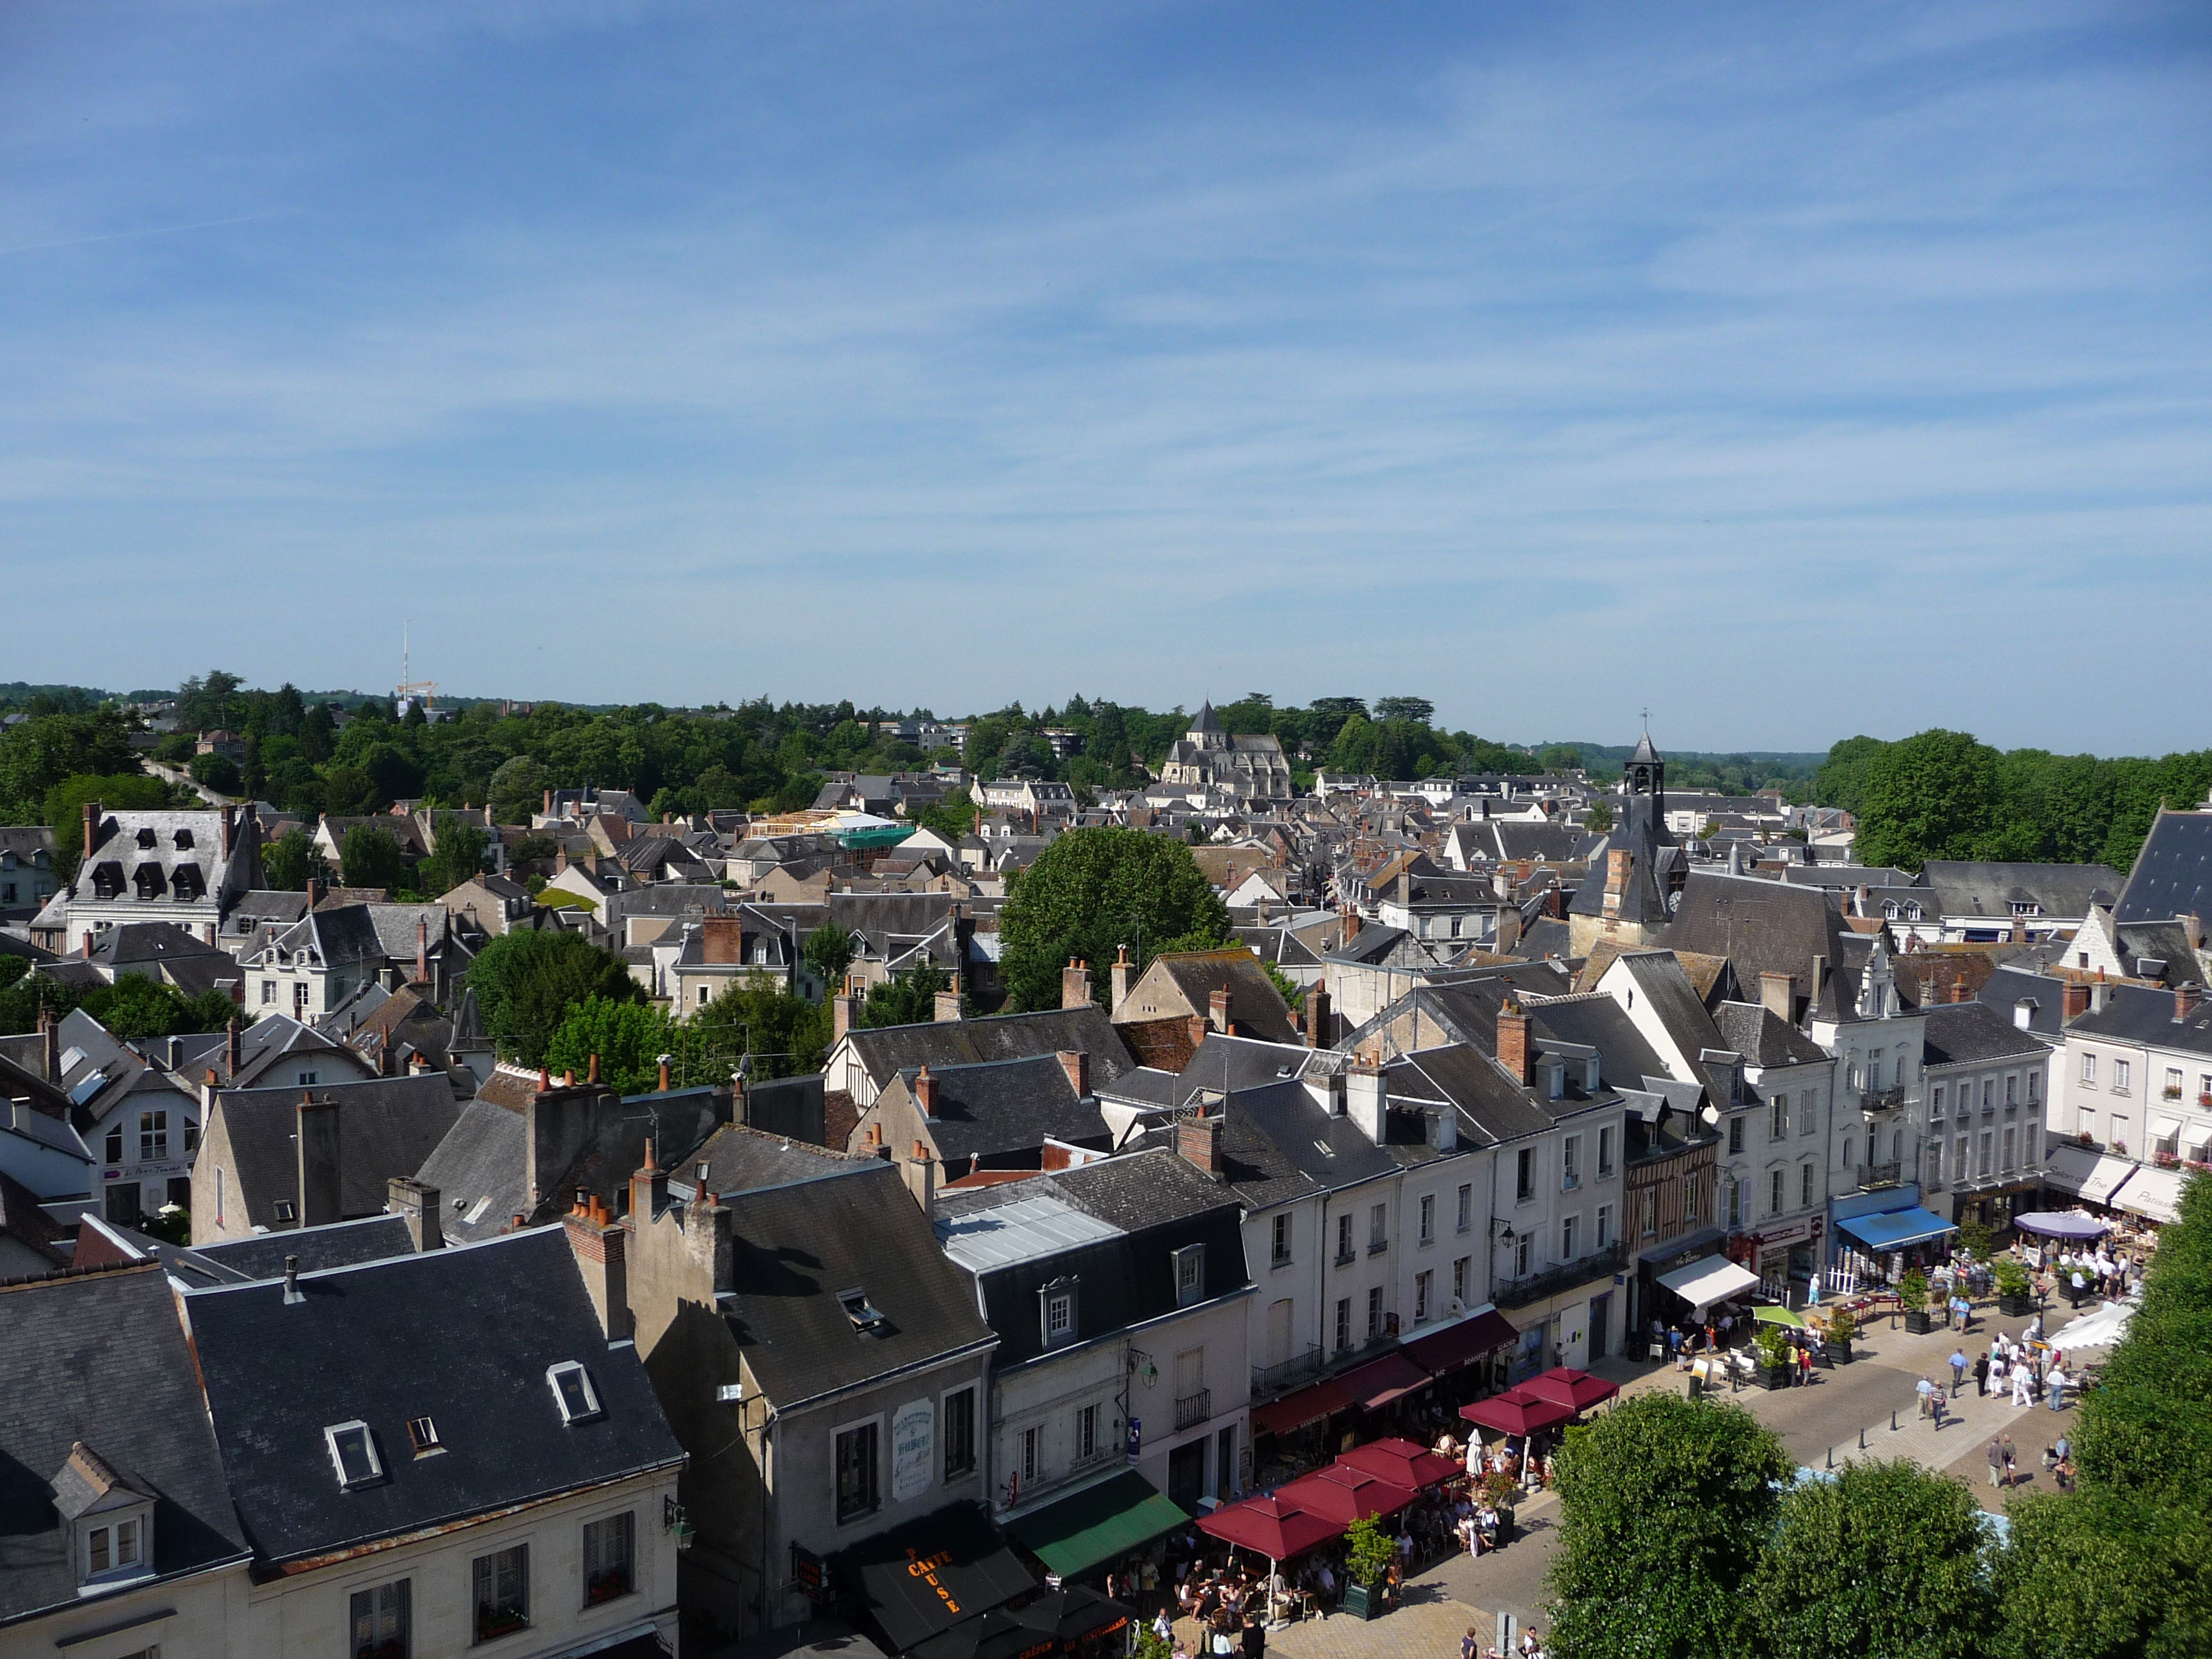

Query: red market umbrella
left=1460, top=1388, right=1574, bottom=1438
left=1521, top=1367, right=1620, bottom=1415
left=1335, top=1438, right=1463, bottom=1490
left=1278, top=1466, right=1420, bottom=1526
left=1197, top=1495, right=1342, bottom=1561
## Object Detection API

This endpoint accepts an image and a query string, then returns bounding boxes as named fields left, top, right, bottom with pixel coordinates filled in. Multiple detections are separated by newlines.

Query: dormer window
left=173, top=828, right=194, bottom=849
left=547, top=1362, right=602, bottom=1423
left=52, top=1442, right=155, bottom=1591
left=1174, top=1244, right=1206, bottom=1307
left=1041, top=1279, right=1079, bottom=1349
left=838, top=1288, right=888, bottom=1335
left=172, top=864, right=205, bottom=901
left=325, top=1420, right=384, bottom=1488
left=86, top=1514, right=143, bottom=1576
left=91, top=863, right=125, bottom=900
left=136, top=827, right=157, bottom=849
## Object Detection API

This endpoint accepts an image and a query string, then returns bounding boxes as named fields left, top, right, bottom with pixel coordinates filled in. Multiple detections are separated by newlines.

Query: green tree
left=0, top=711, right=141, bottom=823
left=417, top=818, right=490, bottom=896
left=543, top=995, right=681, bottom=1094
left=76, top=975, right=236, bottom=1041
left=999, top=827, right=1232, bottom=1011
left=803, top=921, right=856, bottom=989
left=262, top=828, right=330, bottom=892
left=1544, top=1391, right=1790, bottom=1659
left=1813, top=735, right=1888, bottom=817
left=694, top=975, right=832, bottom=1078
left=189, top=751, right=243, bottom=795
left=1854, top=730, right=2001, bottom=872
left=1746, top=1459, right=1995, bottom=1659
left=340, top=824, right=409, bottom=892
left=860, top=962, right=957, bottom=1029
left=44, top=773, right=175, bottom=873
left=1584, top=800, right=1615, bottom=834
left=0, top=971, right=84, bottom=1036
left=488, top=755, right=544, bottom=825
left=465, top=930, right=643, bottom=1064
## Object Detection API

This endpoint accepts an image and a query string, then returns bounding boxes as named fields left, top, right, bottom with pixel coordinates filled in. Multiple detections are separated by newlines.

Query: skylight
left=406, top=1416, right=443, bottom=1457
left=547, top=1362, right=602, bottom=1424
left=838, top=1288, right=888, bottom=1334
left=325, top=1420, right=384, bottom=1488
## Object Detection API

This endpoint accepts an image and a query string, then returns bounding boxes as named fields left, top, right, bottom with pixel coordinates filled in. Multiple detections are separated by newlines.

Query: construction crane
left=395, top=623, right=437, bottom=718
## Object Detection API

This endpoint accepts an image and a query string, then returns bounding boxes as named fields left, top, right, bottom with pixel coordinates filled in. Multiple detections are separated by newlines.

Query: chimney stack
left=1345, top=1059, right=1386, bottom=1144
left=1057, top=1050, right=1089, bottom=1098
left=415, top=917, right=428, bottom=985
left=657, top=1055, right=672, bottom=1093
left=1110, top=944, right=1135, bottom=1011
left=1062, top=958, right=1091, bottom=1009
left=387, top=1176, right=444, bottom=1251
left=833, top=981, right=858, bottom=1043
left=1342, top=906, right=1361, bottom=945
left=901, top=1144, right=938, bottom=1215
left=561, top=1201, right=631, bottom=1339
left=295, top=1094, right=341, bottom=1228
left=914, top=1064, right=938, bottom=1118
left=1208, top=986, right=1232, bottom=1035
left=1951, top=979, right=1970, bottom=1004
left=2189, top=913, right=2207, bottom=953
left=630, top=1137, right=669, bottom=1222
left=283, top=1254, right=303, bottom=1305
left=1496, top=904, right=1521, bottom=954
left=1759, top=972, right=1795, bottom=1022
left=2092, top=979, right=2110, bottom=1014
left=81, top=799, right=102, bottom=878
left=1498, top=1000, right=1532, bottom=1086
left=587, top=1052, right=601, bottom=1085
left=934, top=988, right=964, bottom=1023
left=2178, top=982, right=2202, bottom=1023
left=1809, top=954, right=1828, bottom=1014
left=1308, top=979, right=1331, bottom=1049
left=305, top=875, right=321, bottom=910
left=2063, top=981, right=2091, bottom=1020
left=1601, top=849, right=1632, bottom=920
left=40, top=1009, right=58, bottom=1084
left=1177, top=1110, right=1224, bottom=1180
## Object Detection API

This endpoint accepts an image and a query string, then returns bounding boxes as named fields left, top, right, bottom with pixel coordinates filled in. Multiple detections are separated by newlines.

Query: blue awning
left=1836, top=1207, right=1957, bottom=1251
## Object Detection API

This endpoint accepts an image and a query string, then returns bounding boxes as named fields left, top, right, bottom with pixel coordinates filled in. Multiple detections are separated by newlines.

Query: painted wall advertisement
left=892, top=1399, right=935, bottom=1502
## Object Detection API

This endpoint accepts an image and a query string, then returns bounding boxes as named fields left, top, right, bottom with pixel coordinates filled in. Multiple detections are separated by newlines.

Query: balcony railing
left=1862, top=1086, right=1911, bottom=1112
left=1250, top=1346, right=1325, bottom=1399
left=1495, top=1242, right=1626, bottom=1311
left=1855, top=1161, right=1903, bottom=1191
left=1174, top=1388, right=1212, bottom=1431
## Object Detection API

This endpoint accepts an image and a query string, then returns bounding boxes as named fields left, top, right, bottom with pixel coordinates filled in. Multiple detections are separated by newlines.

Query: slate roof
left=1920, top=1000, right=2054, bottom=1068
left=1602, top=952, right=1727, bottom=1064
left=892, top=1054, right=1109, bottom=1162
left=1977, top=966, right=2072, bottom=1038
left=1920, top=861, right=2121, bottom=920
left=687, top=1123, right=868, bottom=1199
left=2116, top=810, right=2212, bottom=925
left=262, top=902, right=388, bottom=970
left=84, top=1212, right=422, bottom=1289
left=719, top=1162, right=995, bottom=1408
left=412, top=1099, right=527, bottom=1243
left=186, top=1228, right=683, bottom=1567
left=0, top=1265, right=250, bottom=1621
left=1711, top=1002, right=1829, bottom=1068
left=212, top=1072, right=463, bottom=1231
left=2063, top=982, right=2212, bottom=1061
left=1659, top=870, right=1864, bottom=1022
left=842, top=1006, right=1137, bottom=1094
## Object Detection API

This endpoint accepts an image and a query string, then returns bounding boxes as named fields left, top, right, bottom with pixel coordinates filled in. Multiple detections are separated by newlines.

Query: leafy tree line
left=0, top=956, right=237, bottom=1041
left=1816, top=730, right=2212, bottom=872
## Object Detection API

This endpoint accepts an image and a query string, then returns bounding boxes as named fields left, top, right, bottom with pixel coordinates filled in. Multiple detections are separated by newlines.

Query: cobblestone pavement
left=1265, top=1293, right=2117, bottom=1659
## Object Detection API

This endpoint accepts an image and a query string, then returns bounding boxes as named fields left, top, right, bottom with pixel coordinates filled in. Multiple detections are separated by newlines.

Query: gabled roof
left=1920, top=1000, right=2054, bottom=1068
left=211, top=1073, right=463, bottom=1231
left=186, top=1228, right=682, bottom=1567
left=719, top=1162, right=995, bottom=1407
left=0, top=1265, right=250, bottom=1621
left=841, top=1006, right=1136, bottom=1093
left=2116, top=809, right=2212, bottom=926
left=1711, top=1002, right=1829, bottom=1068
left=687, top=1122, right=867, bottom=1198
left=1659, top=870, right=1861, bottom=1022
left=889, top=1054, right=1109, bottom=1163
left=1919, top=861, right=2120, bottom=920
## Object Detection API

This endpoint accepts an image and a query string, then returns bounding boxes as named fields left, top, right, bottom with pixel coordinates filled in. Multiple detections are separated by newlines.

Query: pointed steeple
left=1192, top=700, right=1222, bottom=735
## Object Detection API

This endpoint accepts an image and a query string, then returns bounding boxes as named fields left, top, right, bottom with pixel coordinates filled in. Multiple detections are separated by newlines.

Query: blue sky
left=3, top=1, right=2207, bottom=753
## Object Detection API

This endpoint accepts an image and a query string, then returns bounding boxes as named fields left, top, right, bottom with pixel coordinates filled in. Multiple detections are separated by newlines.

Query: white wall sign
left=892, top=1399, right=934, bottom=1502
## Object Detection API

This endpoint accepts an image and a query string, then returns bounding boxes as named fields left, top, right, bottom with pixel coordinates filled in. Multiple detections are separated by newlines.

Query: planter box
left=1828, top=1339, right=1854, bottom=1365
left=1903, top=1310, right=1936, bottom=1334
left=1342, top=1582, right=1381, bottom=1621
left=1758, top=1365, right=1791, bottom=1390
left=1998, top=1292, right=2034, bottom=1318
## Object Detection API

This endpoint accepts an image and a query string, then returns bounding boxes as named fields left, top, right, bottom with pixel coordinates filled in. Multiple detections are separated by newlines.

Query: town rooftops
left=840, top=1005, right=1137, bottom=1093
left=1919, top=999, right=2055, bottom=1068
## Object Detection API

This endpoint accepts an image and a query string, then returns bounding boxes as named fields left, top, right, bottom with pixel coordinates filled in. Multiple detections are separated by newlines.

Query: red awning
left=1460, top=1387, right=1574, bottom=1438
left=1250, top=1378, right=1355, bottom=1438
left=1277, top=1467, right=1419, bottom=1525
left=1403, top=1309, right=1519, bottom=1375
left=1334, top=1352, right=1432, bottom=1410
left=1521, top=1367, right=1619, bottom=1415
left=1334, top=1438, right=1463, bottom=1489
left=1198, top=1495, right=1342, bottom=1561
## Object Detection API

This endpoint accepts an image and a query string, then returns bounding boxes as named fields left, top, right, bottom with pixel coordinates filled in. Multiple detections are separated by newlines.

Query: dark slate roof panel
left=2064, top=982, right=2212, bottom=1060
left=1711, top=1002, right=1829, bottom=1068
left=896, top=1054, right=1109, bottom=1162
left=846, top=1007, right=1137, bottom=1091
left=411, top=1098, right=528, bottom=1244
left=1919, top=1001, right=2054, bottom=1068
left=0, top=1266, right=250, bottom=1621
left=215, top=1073, right=463, bottom=1231
left=2117, top=811, right=2212, bottom=925
left=186, top=1228, right=682, bottom=1567
left=195, top=1214, right=419, bottom=1279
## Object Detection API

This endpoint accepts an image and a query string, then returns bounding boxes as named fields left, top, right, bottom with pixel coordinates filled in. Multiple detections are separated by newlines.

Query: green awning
left=1004, top=1470, right=1189, bottom=1580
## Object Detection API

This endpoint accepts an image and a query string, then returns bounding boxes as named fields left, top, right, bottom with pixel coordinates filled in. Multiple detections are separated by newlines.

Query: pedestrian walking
left=2012, top=1364, right=2033, bottom=1407
left=1241, top=1617, right=1265, bottom=1659
left=1988, top=1437, right=2005, bottom=1489
left=2003, top=1434, right=2017, bottom=1486
left=1798, top=1343, right=1815, bottom=1387
left=1975, top=1353, right=1990, bottom=1396
left=2049, top=1365, right=2069, bottom=1411
left=1917, top=1375, right=1935, bottom=1418
left=1950, top=1349, right=1968, bottom=1391
left=1932, top=1384, right=1948, bottom=1429
left=1464, top=1629, right=1482, bottom=1659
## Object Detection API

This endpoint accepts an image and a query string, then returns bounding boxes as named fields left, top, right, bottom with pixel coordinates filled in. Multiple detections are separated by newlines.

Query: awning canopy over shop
left=2110, top=1164, right=2183, bottom=1224
left=2043, top=1144, right=2138, bottom=1205
left=1655, top=1254, right=1761, bottom=1311
left=1460, top=1388, right=1573, bottom=1438
left=1249, top=1379, right=1355, bottom=1438
left=1002, top=1471, right=1189, bottom=1582
left=1333, top=1352, right=1431, bottom=1410
left=1833, top=1208, right=1957, bottom=1253
left=1402, top=1308, right=1519, bottom=1375
left=833, top=1503, right=1039, bottom=1655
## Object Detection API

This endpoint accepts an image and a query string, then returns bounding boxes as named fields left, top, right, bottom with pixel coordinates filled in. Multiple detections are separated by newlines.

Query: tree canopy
left=999, top=826, right=1232, bottom=1011
left=465, top=929, right=643, bottom=1065
left=693, top=975, right=831, bottom=1078
left=543, top=995, right=680, bottom=1095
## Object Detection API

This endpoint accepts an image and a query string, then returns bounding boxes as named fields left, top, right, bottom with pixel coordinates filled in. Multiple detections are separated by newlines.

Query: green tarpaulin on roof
left=1004, top=1470, right=1189, bottom=1580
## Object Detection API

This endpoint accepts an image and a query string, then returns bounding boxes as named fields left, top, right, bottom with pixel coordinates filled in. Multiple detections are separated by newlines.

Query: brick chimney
left=1759, top=972, right=1795, bottom=1022
left=934, top=989, right=964, bottom=1023
left=1062, top=958, right=1091, bottom=1009
left=913, top=1064, right=938, bottom=1118
left=1208, top=986, right=1232, bottom=1035
left=1342, top=906, right=1361, bottom=945
left=81, top=799, right=101, bottom=874
left=1601, top=849, right=1632, bottom=920
left=1308, top=978, right=1331, bottom=1049
left=586, top=1052, right=601, bottom=1084
left=1177, top=1110, right=1224, bottom=1180
left=1498, top=1000, right=1532, bottom=1086
left=833, top=980, right=858, bottom=1043
left=387, top=1176, right=444, bottom=1251
left=304, top=875, right=321, bottom=911
left=2063, top=981, right=2091, bottom=1020
left=2177, top=982, right=2202, bottom=1023
left=225, top=1016, right=241, bottom=1079
left=1110, top=944, right=1135, bottom=1011
left=1057, top=1050, right=1089, bottom=1098
left=561, top=1201, right=631, bottom=1339
left=1951, top=979, right=1970, bottom=1004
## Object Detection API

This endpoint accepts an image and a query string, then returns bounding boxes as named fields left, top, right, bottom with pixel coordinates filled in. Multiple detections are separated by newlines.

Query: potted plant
left=1340, top=1515, right=1396, bottom=1620
left=1899, top=1269, right=1936, bottom=1334
left=1752, top=1324, right=1793, bottom=1389
left=1824, top=1308, right=1858, bottom=1364
left=1994, top=1256, right=2034, bottom=1317
left=1477, top=1469, right=1520, bottom=1537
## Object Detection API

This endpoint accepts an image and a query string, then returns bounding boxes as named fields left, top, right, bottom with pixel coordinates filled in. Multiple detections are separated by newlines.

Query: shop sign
left=1758, top=1219, right=1812, bottom=1249
left=892, top=1399, right=935, bottom=1502
left=1125, top=1417, right=1142, bottom=1464
left=790, top=1543, right=827, bottom=1600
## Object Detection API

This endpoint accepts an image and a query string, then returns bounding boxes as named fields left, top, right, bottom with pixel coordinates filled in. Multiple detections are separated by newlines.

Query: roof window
left=136, top=827, right=157, bottom=849
left=838, top=1288, right=889, bottom=1335
left=173, top=828, right=194, bottom=849
left=325, top=1420, right=385, bottom=1488
left=547, top=1361, right=603, bottom=1423
left=406, top=1416, right=444, bottom=1457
